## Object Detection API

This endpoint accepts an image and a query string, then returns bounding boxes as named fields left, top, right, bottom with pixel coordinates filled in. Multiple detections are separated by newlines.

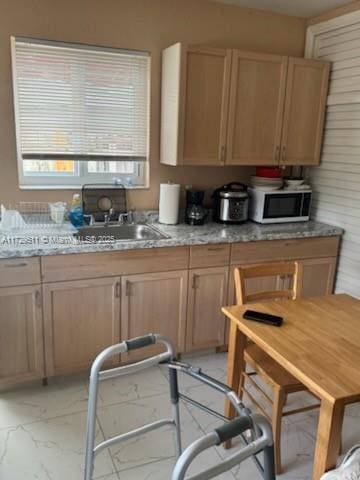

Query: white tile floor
left=0, top=351, right=359, bottom=479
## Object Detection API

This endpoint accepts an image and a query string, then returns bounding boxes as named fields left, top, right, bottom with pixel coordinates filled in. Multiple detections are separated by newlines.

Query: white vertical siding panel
left=307, top=14, right=360, bottom=297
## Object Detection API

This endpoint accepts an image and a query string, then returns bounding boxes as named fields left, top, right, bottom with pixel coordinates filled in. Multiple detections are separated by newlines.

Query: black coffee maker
left=185, top=189, right=207, bottom=225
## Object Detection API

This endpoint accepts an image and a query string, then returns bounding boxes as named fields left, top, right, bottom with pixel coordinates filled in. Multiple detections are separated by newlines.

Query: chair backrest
left=234, top=261, right=303, bottom=305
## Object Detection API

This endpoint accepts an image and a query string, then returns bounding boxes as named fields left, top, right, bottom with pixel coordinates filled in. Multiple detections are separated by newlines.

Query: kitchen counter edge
left=0, top=220, right=343, bottom=259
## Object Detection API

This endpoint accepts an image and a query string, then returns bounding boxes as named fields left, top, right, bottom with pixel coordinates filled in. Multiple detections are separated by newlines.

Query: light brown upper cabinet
left=280, top=58, right=330, bottom=166
left=161, top=44, right=330, bottom=167
left=161, top=43, right=232, bottom=165
left=226, top=52, right=288, bottom=166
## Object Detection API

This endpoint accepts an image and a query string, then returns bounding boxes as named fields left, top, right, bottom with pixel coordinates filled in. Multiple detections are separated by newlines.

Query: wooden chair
left=234, top=261, right=320, bottom=475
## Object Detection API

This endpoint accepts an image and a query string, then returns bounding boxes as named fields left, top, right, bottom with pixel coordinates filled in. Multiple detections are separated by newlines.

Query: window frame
left=11, top=36, right=150, bottom=190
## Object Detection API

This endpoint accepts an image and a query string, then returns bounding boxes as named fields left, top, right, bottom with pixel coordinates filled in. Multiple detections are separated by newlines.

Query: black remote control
left=243, top=310, right=283, bottom=327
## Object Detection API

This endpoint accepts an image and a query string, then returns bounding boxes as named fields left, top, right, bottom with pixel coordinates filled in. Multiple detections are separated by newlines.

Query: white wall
left=306, top=11, right=360, bottom=297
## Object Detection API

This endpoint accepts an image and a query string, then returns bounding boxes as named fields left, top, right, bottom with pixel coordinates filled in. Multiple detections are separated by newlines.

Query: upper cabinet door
left=226, top=51, right=288, bottom=166
left=161, top=44, right=231, bottom=165
left=280, top=57, right=330, bottom=166
left=180, top=46, right=232, bottom=165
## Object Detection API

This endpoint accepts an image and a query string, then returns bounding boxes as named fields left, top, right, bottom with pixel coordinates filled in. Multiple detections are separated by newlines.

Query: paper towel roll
left=159, top=182, right=180, bottom=224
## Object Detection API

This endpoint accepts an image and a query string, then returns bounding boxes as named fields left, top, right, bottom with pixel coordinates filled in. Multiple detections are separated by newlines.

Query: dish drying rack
left=0, top=202, right=76, bottom=235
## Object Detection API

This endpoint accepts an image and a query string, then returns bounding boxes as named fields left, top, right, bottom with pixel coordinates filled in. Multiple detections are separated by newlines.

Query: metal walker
left=84, top=334, right=276, bottom=480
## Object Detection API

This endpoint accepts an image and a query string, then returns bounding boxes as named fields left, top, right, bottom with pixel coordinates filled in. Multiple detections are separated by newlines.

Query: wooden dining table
left=222, top=294, right=360, bottom=480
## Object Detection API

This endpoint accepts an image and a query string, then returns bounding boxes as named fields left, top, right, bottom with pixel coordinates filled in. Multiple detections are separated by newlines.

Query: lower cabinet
left=186, top=267, right=229, bottom=351
left=43, top=277, right=120, bottom=376
left=0, top=239, right=340, bottom=385
left=0, top=285, right=44, bottom=385
left=41, top=256, right=338, bottom=376
left=299, top=257, right=337, bottom=297
left=121, top=271, right=188, bottom=359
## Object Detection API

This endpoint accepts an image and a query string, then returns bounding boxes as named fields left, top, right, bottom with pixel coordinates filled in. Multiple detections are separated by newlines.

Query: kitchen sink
left=74, top=223, right=169, bottom=242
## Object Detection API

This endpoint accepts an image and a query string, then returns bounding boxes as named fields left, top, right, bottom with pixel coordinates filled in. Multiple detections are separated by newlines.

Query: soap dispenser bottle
left=69, top=193, right=84, bottom=228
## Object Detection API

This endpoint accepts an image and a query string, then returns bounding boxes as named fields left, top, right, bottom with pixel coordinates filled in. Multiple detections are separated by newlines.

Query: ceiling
left=213, top=0, right=353, bottom=18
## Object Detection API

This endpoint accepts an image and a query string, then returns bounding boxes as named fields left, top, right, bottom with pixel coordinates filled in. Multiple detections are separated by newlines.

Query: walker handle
left=215, top=416, right=253, bottom=445
left=125, top=334, right=156, bottom=351
left=171, top=413, right=274, bottom=480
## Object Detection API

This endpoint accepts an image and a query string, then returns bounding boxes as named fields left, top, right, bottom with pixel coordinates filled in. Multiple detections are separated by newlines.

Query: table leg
left=224, top=320, right=246, bottom=448
left=312, top=399, right=345, bottom=480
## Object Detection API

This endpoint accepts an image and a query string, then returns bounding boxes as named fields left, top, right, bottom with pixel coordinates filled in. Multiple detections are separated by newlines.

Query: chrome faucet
left=104, top=208, right=114, bottom=225
left=83, top=214, right=95, bottom=226
left=118, top=210, right=134, bottom=225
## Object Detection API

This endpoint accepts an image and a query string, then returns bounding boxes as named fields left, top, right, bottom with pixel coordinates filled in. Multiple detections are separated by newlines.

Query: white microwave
left=248, top=187, right=312, bottom=224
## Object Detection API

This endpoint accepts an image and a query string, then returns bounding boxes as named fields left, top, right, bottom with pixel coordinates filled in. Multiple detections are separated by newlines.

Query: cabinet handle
left=115, top=281, right=121, bottom=298
left=35, top=290, right=42, bottom=308
left=220, top=146, right=226, bottom=164
left=192, top=274, right=199, bottom=289
left=207, top=246, right=224, bottom=252
left=125, top=280, right=132, bottom=297
left=4, top=262, right=27, bottom=268
left=281, top=145, right=286, bottom=163
left=275, top=145, right=280, bottom=162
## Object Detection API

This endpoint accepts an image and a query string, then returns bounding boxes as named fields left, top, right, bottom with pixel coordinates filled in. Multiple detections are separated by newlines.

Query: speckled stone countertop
left=0, top=218, right=343, bottom=259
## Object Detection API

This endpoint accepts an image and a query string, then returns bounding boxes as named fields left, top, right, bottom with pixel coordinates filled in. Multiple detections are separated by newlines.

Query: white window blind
left=11, top=37, right=149, bottom=162
left=306, top=11, right=360, bottom=297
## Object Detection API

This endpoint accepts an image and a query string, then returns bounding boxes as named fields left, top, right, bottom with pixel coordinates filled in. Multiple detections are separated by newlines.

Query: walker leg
left=169, top=367, right=182, bottom=457
left=84, top=367, right=100, bottom=480
left=263, top=444, right=276, bottom=480
left=173, top=403, right=182, bottom=458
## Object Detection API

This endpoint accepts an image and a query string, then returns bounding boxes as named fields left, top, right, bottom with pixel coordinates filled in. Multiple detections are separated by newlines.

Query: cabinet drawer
left=41, top=247, right=190, bottom=282
left=190, top=244, right=230, bottom=268
left=230, top=236, right=340, bottom=264
left=0, top=257, right=41, bottom=287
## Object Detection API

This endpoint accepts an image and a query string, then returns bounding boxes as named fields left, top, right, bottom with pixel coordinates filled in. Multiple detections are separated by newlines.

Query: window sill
left=19, top=184, right=150, bottom=190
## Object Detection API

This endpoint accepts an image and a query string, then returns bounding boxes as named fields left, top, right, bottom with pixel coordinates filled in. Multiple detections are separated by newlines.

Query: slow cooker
left=212, top=182, right=249, bottom=224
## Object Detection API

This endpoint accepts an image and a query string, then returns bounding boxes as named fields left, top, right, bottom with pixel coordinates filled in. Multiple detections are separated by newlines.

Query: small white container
left=49, top=202, right=67, bottom=224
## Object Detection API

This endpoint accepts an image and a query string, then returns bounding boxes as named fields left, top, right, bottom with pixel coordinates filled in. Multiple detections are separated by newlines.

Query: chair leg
left=272, top=386, right=287, bottom=475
